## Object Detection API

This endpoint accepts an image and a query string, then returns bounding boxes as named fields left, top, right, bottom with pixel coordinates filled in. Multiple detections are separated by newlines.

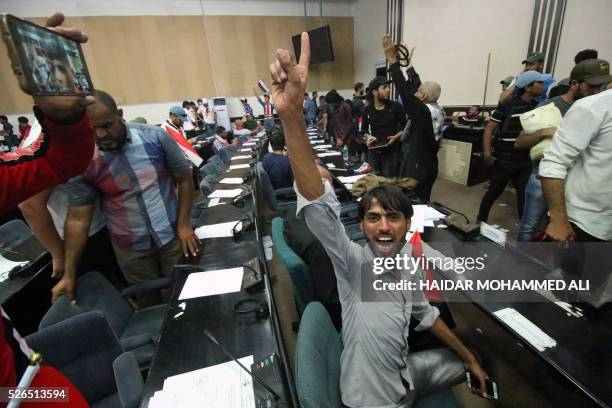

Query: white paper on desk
left=219, top=178, right=244, bottom=185
left=412, top=204, right=446, bottom=220
left=178, top=267, right=244, bottom=300
left=231, top=155, right=250, bottom=160
left=313, top=144, right=333, bottom=150
left=195, top=220, right=242, bottom=239
left=317, top=151, right=341, bottom=157
left=409, top=208, right=426, bottom=233
left=207, top=189, right=242, bottom=199
left=327, top=163, right=336, bottom=168
left=151, top=356, right=255, bottom=408
left=243, top=142, right=256, bottom=146
left=228, top=164, right=250, bottom=170
left=310, top=140, right=324, bottom=144
left=207, top=198, right=221, bottom=208
left=338, top=174, right=366, bottom=184
left=0, top=254, right=28, bottom=281
left=239, top=148, right=252, bottom=152
left=494, top=308, right=557, bottom=352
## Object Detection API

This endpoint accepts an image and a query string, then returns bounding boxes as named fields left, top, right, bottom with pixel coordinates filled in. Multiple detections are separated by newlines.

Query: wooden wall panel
left=204, top=16, right=354, bottom=96
left=0, top=15, right=353, bottom=114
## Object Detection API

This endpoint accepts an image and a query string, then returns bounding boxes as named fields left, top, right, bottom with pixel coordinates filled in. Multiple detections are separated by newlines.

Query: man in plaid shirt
left=52, top=90, right=199, bottom=307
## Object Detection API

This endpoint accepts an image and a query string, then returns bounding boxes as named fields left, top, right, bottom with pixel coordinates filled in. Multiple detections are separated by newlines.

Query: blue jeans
left=264, top=118, right=274, bottom=131
left=517, top=164, right=548, bottom=242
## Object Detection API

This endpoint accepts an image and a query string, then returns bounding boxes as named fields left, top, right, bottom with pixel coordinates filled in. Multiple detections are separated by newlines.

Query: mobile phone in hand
left=466, top=371, right=499, bottom=400
left=1, top=14, right=94, bottom=96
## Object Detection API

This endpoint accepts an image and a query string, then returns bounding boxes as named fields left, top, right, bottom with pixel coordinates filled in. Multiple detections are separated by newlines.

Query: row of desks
left=141, top=133, right=298, bottom=407
left=422, top=225, right=612, bottom=407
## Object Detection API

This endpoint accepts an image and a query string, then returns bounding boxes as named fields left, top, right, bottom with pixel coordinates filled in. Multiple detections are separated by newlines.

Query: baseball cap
left=240, top=97, right=248, bottom=102
left=522, top=52, right=545, bottom=64
left=366, top=76, right=393, bottom=94
left=169, top=106, right=188, bottom=121
left=500, top=76, right=514, bottom=86
left=202, top=98, right=209, bottom=104
left=130, top=116, right=147, bottom=124
left=367, top=76, right=392, bottom=94
left=570, top=59, right=612, bottom=85
left=515, top=71, right=548, bottom=88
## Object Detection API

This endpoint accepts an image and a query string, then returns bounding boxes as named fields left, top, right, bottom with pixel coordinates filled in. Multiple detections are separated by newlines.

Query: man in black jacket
left=382, top=35, right=439, bottom=200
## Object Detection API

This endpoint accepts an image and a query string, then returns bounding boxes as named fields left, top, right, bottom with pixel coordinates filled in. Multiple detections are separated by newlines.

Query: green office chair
left=271, top=217, right=314, bottom=316
left=296, top=304, right=459, bottom=408
left=256, top=162, right=296, bottom=212
left=295, top=302, right=342, bottom=408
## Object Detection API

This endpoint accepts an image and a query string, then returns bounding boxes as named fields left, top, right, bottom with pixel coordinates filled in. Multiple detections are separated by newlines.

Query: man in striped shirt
left=52, top=90, right=199, bottom=307
left=477, top=71, right=546, bottom=223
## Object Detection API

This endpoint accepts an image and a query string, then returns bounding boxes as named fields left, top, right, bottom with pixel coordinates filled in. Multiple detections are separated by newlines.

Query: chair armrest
left=119, top=333, right=155, bottom=350
left=273, top=187, right=296, bottom=196
left=121, top=277, right=172, bottom=299
left=113, top=352, right=144, bottom=408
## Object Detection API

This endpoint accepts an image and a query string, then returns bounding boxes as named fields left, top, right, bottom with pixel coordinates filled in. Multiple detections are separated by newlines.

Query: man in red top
left=160, top=106, right=203, bottom=167
left=0, top=13, right=95, bottom=214
left=1, top=12, right=95, bottom=407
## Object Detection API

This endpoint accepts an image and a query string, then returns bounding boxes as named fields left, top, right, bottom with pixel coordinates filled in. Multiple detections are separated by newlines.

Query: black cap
left=367, top=76, right=392, bottom=95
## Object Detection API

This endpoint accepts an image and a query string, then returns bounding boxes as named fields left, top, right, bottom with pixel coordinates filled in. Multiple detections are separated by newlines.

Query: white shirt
left=213, top=135, right=226, bottom=152
left=203, top=106, right=216, bottom=124
left=183, top=108, right=195, bottom=131
left=233, top=128, right=252, bottom=137
left=427, top=102, right=445, bottom=141
left=197, top=105, right=206, bottom=118
left=48, top=185, right=105, bottom=238
left=539, top=89, right=612, bottom=240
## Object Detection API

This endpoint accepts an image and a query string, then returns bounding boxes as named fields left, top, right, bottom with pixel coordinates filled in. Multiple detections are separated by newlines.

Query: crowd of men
left=1, top=11, right=611, bottom=408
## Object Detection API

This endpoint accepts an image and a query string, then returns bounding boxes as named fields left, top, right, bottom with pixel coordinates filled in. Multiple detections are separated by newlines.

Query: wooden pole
left=483, top=52, right=491, bottom=107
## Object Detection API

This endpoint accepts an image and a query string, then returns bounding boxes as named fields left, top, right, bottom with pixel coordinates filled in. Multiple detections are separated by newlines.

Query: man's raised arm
left=270, top=33, right=323, bottom=200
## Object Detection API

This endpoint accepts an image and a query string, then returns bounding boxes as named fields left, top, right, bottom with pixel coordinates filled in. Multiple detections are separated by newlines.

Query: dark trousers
left=368, top=143, right=401, bottom=177
left=414, top=162, right=439, bottom=202
left=77, top=227, right=127, bottom=289
left=344, top=136, right=361, bottom=161
left=477, top=158, right=531, bottom=222
left=557, top=223, right=610, bottom=291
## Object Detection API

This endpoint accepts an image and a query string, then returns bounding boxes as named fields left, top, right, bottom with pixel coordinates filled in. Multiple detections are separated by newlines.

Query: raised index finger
left=298, top=32, right=310, bottom=69
left=45, top=12, right=65, bottom=28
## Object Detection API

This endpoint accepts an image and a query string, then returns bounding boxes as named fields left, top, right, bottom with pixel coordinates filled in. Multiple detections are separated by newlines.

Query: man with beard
left=477, top=71, right=547, bottom=223
left=514, top=59, right=608, bottom=242
left=270, top=32, right=489, bottom=407
left=325, top=90, right=359, bottom=161
left=361, top=76, right=406, bottom=177
left=52, top=90, right=199, bottom=307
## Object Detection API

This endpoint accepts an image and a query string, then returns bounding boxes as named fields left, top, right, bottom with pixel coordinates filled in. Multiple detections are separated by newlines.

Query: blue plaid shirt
left=68, top=123, right=191, bottom=251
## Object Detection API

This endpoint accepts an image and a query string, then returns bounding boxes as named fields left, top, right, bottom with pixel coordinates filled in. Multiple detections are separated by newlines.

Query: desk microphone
left=203, top=330, right=281, bottom=402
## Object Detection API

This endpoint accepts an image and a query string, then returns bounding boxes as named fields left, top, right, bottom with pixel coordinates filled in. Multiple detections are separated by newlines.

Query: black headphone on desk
left=233, top=298, right=269, bottom=319
left=232, top=214, right=256, bottom=242
left=231, top=185, right=253, bottom=208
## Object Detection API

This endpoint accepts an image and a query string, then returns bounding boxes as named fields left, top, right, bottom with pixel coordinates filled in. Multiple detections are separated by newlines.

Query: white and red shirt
left=160, top=120, right=203, bottom=167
